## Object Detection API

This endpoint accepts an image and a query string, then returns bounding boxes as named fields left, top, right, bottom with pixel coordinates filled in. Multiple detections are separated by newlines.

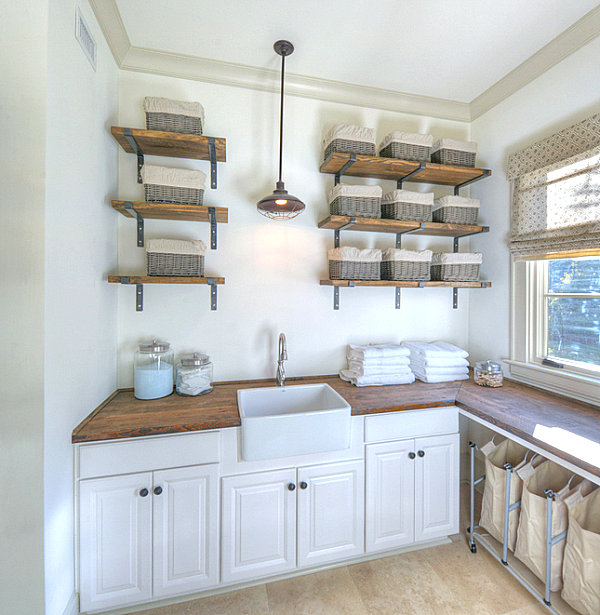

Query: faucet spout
left=276, top=333, right=287, bottom=386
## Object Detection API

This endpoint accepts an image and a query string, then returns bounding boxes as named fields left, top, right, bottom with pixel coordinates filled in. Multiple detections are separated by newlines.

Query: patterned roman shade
left=507, top=114, right=600, bottom=258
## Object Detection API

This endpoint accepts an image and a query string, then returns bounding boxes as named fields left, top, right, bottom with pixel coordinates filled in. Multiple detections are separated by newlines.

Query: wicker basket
left=144, top=184, right=204, bottom=206
left=431, top=138, right=477, bottom=167
left=322, top=125, right=376, bottom=160
left=379, top=142, right=431, bottom=161
left=330, top=196, right=381, bottom=218
left=382, top=201, right=431, bottom=221
left=381, top=249, right=432, bottom=281
left=329, top=260, right=380, bottom=280
left=146, top=239, right=206, bottom=277
left=146, top=112, right=203, bottom=135
left=324, top=139, right=376, bottom=160
left=431, top=262, right=480, bottom=281
left=432, top=196, right=479, bottom=225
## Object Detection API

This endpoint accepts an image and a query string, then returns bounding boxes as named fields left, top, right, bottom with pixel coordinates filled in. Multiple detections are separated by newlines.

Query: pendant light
left=256, top=40, right=306, bottom=220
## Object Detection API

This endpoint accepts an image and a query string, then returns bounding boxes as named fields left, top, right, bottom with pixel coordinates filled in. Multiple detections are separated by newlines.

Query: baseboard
left=62, top=593, right=79, bottom=615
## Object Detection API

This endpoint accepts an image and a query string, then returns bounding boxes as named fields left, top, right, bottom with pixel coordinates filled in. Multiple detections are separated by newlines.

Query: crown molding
left=91, top=0, right=600, bottom=123
left=470, top=5, right=600, bottom=120
left=121, top=46, right=471, bottom=122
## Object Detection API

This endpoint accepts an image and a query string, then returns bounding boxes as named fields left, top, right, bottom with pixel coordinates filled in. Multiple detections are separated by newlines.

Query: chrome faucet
left=276, top=333, right=287, bottom=386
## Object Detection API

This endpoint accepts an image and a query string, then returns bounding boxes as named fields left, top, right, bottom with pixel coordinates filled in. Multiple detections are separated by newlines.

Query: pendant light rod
left=278, top=51, right=285, bottom=183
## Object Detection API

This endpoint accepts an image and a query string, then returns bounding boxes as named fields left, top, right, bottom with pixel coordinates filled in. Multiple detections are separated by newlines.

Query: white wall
left=0, top=2, right=47, bottom=614
left=117, top=72, right=475, bottom=384
left=468, top=36, right=600, bottom=367
left=44, top=2, right=118, bottom=614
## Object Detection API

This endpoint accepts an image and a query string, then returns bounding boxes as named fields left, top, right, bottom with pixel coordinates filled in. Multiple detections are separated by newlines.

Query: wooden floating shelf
left=320, top=280, right=491, bottom=288
left=111, top=126, right=226, bottom=162
left=112, top=201, right=228, bottom=223
left=320, top=152, right=490, bottom=186
left=108, top=276, right=224, bottom=285
left=318, top=215, right=488, bottom=238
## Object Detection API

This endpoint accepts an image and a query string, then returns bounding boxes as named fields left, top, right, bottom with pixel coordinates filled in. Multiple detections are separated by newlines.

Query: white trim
left=62, top=593, right=79, bottom=615
left=505, top=359, right=600, bottom=408
left=470, top=5, right=600, bottom=119
left=89, top=1, right=600, bottom=121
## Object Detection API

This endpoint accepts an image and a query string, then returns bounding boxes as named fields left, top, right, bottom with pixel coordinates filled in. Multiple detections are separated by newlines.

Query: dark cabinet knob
left=288, top=483, right=296, bottom=491
left=408, top=452, right=416, bottom=460
left=300, top=481, right=308, bottom=490
left=418, top=450, right=425, bottom=457
left=154, top=486, right=163, bottom=495
left=139, top=488, right=149, bottom=497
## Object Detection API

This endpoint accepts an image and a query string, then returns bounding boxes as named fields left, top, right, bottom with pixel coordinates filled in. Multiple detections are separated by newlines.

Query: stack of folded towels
left=401, top=341, right=469, bottom=383
left=340, top=344, right=414, bottom=387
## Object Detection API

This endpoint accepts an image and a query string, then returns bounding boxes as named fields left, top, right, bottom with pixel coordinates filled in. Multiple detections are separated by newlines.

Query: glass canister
left=176, top=353, right=213, bottom=396
left=134, top=340, right=174, bottom=400
left=474, top=360, right=503, bottom=388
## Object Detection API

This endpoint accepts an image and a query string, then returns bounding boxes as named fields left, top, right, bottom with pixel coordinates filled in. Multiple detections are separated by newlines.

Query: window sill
left=504, top=359, right=600, bottom=407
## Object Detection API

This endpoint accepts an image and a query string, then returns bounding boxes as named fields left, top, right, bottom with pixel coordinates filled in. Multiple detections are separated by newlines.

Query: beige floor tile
left=131, top=585, right=270, bottom=615
left=267, top=567, right=367, bottom=615
left=502, top=602, right=554, bottom=615
left=426, top=540, right=536, bottom=614
left=349, top=550, right=472, bottom=615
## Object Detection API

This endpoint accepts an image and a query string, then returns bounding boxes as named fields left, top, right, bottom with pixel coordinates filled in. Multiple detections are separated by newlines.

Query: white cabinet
left=79, top=464, right=218, bottom=612
left=297, top=460, right=364, bottom=568
left=366, top=433, right=459, bottom=553
left=221, top=460, right=364, bottom=583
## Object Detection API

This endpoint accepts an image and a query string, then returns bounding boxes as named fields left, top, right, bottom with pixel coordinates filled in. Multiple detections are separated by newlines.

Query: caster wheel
left=470, top=543, right=477, bottom=553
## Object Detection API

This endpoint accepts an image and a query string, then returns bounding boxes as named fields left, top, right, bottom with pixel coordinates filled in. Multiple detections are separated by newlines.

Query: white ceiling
left=115, top=0, right=599, bottom=102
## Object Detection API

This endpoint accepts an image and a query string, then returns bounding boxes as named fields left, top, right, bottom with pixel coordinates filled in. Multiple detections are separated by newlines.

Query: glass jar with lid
left=176, top=353, right=213, bottom=396
left=134, top=340, right=174, bottom=400
left=474, top=360, right=503, bottom=388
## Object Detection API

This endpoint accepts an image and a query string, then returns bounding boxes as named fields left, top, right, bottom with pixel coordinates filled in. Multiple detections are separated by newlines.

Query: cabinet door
left=365, top=440, right=415, bottom=553
left=414, top=433, right=459, bottom=542
left=79, top=473, right=153, bottom=612
left=221, top=468, right=296, bottom=584
left=297, top=460, right=364, bottom=568
left=153, top=464, right=219, bottom=598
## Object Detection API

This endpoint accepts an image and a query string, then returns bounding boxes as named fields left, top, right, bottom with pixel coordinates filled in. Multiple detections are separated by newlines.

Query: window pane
left=547, top=297, right=600, bottom=366
left=548, top=257, right=600, bottom=293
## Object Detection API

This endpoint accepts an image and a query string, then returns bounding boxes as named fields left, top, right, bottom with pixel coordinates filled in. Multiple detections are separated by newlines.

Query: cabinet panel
left=221, top=469, right=296, bottom=584
left=365, top=440, right=415, bottom=552
left=79, top=473, right=153, bottom=612
left=297, top=461, right=364, bottom=568
left=364, top=407, right=458, bottom=443
left=153, top=465, right=219, bottom=598
left=414, top=433, right=459, bottom=542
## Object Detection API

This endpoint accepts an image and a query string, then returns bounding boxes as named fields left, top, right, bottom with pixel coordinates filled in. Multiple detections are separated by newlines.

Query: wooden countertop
left=72, top=374, right=600, bottom=478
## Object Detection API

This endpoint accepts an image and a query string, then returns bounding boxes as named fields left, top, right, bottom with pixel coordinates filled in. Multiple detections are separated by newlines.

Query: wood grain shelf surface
left=320, top=152, right=491, bottom=186
left=112, top=201, right=228, bottom=223
left=318, top=215, right=487, bottom=237
left=108, top=275, right=225, bottom=285
left=320, top=280, right=491, bottom=288
left=111, top=126, right=226, bottom=162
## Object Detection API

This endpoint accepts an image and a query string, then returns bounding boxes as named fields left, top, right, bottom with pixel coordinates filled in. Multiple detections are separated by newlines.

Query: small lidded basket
left=382, top=189, right=434, bottom=222
left=431, top=252, right=482, bottom=281
left=431, top=138, right=477, bottom=167
left=381, top=249, right=432, bottom=281
left=328, top=183, right=382, bottom=218
left=328, top=247, right=381, bottom=280
left=378, top=131, right=434, bottom=162
left=146, top=238, right=206, bottom=277
left=433, top=195, right=480, bottom=225
left=474, top=360, right=503, bottom=387
left=176, top=352, right=213, bottom=396
left=322, top=124, right=376, bottom=160
left=144, top=97, right=205, bottom=135
left=141, top=164, right=206, bottom=206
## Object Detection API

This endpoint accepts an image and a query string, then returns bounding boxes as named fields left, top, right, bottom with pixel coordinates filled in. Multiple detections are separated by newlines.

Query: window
left=531, top=256, right=600, bottom=375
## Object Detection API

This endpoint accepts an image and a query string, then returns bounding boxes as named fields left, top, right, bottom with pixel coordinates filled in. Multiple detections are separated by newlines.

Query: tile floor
left=132, top=486, right=550, bottom=615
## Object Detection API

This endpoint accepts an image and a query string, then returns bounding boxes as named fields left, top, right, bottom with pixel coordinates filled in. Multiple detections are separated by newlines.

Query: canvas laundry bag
left=561, top=486, right=600, bottom=615
left=514, top=461, right=575, bottom=591
left=479, top=439, right=529, bottom=550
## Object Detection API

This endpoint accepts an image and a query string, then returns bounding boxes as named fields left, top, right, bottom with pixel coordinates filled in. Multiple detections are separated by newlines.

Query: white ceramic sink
left=237, top=383, right=351, bottom=461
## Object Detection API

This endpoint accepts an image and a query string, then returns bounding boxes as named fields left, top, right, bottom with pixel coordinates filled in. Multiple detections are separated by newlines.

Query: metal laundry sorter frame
left=467, top=440, right=569, bottom=615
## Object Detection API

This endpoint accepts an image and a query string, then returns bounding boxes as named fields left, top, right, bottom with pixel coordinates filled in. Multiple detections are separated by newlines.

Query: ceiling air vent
left=75, top=7, right=97, bottom=71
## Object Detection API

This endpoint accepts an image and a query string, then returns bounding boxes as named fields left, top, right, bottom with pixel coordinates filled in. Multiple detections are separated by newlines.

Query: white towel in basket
left=141, top=164, right=206, bottom=190
left=382, top=249, right=432, bottom=262
left=433, top=195, right=480, bottom=210
left=329, top=183, right=382, bottom=203
left=379, top=131, right=434, bottom=151
left=432, top=138, right=477, bottom=154
left=146, top=238, right=206, bottom=256
left=432, top=252, right=483, bottom=265
left=144, top=97, right=205, bottom=123
left=383, top=189, right=434, bottom=205
left=328, top=247, right=382, bottom=262
left=322, top=124, right=376, bottom=150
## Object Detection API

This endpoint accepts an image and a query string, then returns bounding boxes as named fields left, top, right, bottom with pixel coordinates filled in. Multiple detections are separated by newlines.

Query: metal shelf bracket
left=207, top=277, right=217, bottom=310
left=208, top=138, right=217, bottom=189
left=333, top=217, right=357, bottom=248
left=454, top=169, right=491, bottom=195
left=334, top=154, right=357, bottom=185
left=208, top=207, right=217, bottom=249
left=123, top=128, right=144, bottom=183
left=334, top=281, right=355, bottom=310
left=124, top=201, right=144, bottom=247
left=118, top=277, right=144, bottom=311
left=396, top=162, right=427, bottom=189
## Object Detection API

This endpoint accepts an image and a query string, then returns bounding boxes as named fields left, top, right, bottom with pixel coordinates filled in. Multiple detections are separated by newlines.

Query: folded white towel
left=410, top=364, right=469, bottom=377
left=413, top=371, right=469, bottom=384
left=347, top=344, right=410, bottom=361
left=409, top=356, right=469, bottom=368
left=340, top=369, right=415, bottom=387
left=347, top=356, right=411, bottom=368
left=347, top=361, right=412, bottom=377
left=402, top=341, right=468, bottom=359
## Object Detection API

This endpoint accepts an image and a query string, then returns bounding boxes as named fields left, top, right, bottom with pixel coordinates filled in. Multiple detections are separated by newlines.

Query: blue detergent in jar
left=134, top=340, right=174, bottom=399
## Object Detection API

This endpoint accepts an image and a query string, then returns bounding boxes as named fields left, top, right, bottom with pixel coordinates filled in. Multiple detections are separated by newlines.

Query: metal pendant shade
left=257, top=40, right=306, bottom=220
